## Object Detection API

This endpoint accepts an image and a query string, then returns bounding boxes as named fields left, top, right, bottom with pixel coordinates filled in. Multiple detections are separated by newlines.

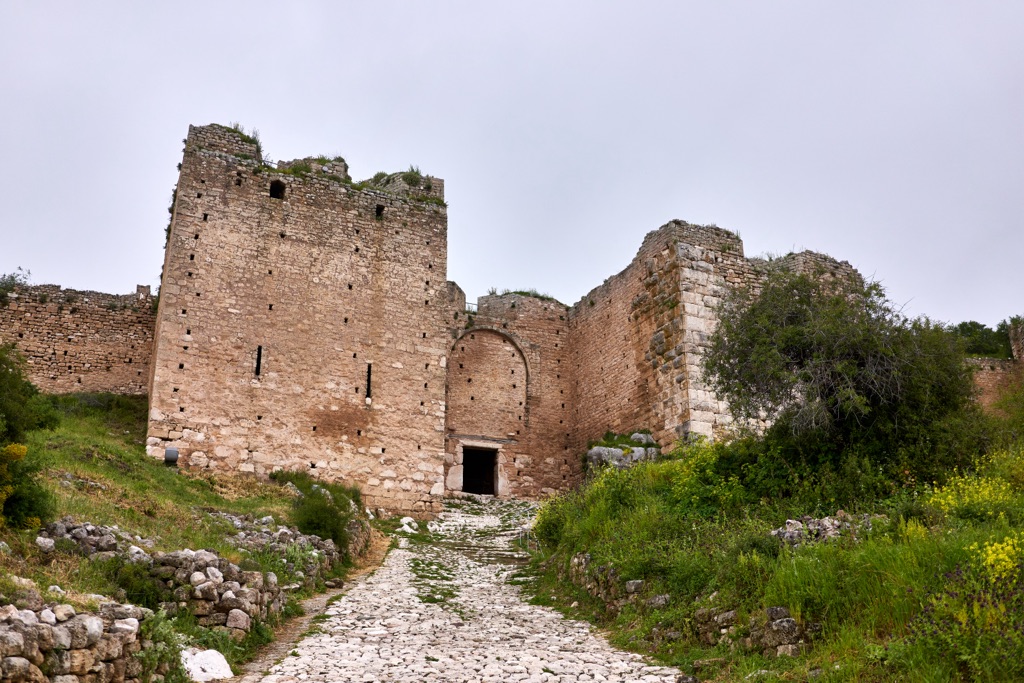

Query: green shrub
left=137, top=611, right=188, bottom=683
left=0, top=269, right=29, bottom=307
left=401, top=165, right=423, bottom=188
left=270, top=470, right=361, bottom=553
left=701, top=269, right=980, bottom=499
left=533, top=490, right=577, bottom=549
left=907, top=549, right=1024, bottom=681
left=0, top=344, right=58, bottom=443
left=292, top=490, right=350, bottom=549
left=0, top=443, right=54, bottom=528
left=662, top=438, right=744, bottom=516
left=84, top=555, right=170, bottom=610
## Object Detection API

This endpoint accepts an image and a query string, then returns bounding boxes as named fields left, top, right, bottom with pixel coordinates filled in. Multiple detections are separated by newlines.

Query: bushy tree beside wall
left=701, top=269, right=984, bottom=500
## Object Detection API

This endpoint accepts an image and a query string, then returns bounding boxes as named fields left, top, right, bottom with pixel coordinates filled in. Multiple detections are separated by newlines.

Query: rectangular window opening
left=255, top=345, right=263, bottom=377
left=365, top=364, right=372, bottom=399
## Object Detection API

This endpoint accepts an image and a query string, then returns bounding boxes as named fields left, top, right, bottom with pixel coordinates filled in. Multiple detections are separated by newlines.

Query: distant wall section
left=0, top=284, right=155, bottom=394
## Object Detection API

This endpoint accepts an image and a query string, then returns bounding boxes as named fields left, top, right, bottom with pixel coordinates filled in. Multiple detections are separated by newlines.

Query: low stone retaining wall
left=4, top=510, right=373, bottom=682
left=0, top=585, right=148, bottom=683
left=564, top=552, right=820, bottom=659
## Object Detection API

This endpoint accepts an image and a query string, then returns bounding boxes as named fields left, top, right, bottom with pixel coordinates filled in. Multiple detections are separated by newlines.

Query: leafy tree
left=702, top=269, right=982, bottom=492
left=0, top=344, right=57, bottom=443
left=952, top=320, right=1012, bottom=358
left=0, top=344, right=57, bottom=528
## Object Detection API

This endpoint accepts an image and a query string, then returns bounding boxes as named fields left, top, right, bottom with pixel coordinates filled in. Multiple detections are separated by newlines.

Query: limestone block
left=181, top=648, right=232, bottom=682
left=67, top=648, right=96, bottom=675
left=445, top=465, right=463, bottom=491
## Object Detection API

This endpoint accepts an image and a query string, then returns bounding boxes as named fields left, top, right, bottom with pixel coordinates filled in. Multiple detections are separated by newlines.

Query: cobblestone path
left=259, top=498, right=681, bottom=683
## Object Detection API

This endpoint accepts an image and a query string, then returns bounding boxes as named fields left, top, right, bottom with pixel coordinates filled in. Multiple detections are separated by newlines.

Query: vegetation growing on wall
left=0, top=268, right=29, bottom=307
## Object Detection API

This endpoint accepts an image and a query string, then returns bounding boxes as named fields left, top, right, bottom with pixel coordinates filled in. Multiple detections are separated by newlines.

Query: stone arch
left=446, top=328, right=530, bottom=441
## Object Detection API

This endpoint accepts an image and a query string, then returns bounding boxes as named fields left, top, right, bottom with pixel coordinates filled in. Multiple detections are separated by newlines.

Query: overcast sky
left=1, top=2, right=1020, bottom=326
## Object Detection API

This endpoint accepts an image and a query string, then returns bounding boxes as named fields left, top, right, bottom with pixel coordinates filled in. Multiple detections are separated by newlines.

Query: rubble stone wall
left=0, top=598, right=147, bottom=683
left=0, top=285, right=155, bottom=395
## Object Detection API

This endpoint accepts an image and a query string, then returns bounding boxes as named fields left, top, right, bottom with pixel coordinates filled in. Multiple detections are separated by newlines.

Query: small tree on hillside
left=0, top=344, right=57, bottom=528
left=701, top=269, right=982, bottom=484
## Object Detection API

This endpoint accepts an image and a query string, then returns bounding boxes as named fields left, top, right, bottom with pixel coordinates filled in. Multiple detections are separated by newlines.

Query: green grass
left=0, top=392, right=308, bottom=601
left=529, top=442, right=1024, bottom=681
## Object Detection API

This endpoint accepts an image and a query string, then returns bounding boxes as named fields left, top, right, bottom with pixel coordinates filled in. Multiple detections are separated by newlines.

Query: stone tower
left=147, top=124, right=451, bottom=514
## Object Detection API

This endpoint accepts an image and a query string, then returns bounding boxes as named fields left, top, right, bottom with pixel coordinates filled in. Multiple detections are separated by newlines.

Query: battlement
left=186, top=124, right=263, bottom=161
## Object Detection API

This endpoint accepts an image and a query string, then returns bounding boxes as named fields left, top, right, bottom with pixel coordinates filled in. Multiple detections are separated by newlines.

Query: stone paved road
left=259, top=498, right=681, bottom=683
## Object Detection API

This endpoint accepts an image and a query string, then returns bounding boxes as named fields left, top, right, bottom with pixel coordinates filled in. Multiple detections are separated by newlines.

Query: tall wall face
left=566, top=221, right=764, bottom=449
left=0, top=284, right=154, bottom=394
left=458, top=222, right=861, bottom=474
left=446, top=296, right=576, bottom=498
left=147, top=124, right=450, bottom=514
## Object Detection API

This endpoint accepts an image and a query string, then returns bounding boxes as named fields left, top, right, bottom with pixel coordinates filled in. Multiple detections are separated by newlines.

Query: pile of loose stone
left=257, top=498, right=683, bottom=683
left=35, top=518, right=155, bottom=564
left=0, top=577, right=148, bottom=683
left=584, top=432, right=661, bottom=471
left=770, top=512, right=885, bottom=547
left=694, top=606, right=821, bottom=658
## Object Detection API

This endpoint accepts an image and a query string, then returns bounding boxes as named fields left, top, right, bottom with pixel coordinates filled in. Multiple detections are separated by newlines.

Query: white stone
left=111, top=618, right=140, bottom=634
left=181, top=648, right=233, bottom=681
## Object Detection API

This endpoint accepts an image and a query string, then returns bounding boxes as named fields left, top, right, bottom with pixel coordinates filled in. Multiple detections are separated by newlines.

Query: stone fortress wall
left=7, top=122, right=1017, bottom=514
left=453, top=221, right=860, bottom=500
left=0, top=284, right=154, bottom=394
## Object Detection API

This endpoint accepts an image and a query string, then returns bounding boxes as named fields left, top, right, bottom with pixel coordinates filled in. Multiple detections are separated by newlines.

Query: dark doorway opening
left=462, top=447, right=497, bottom=495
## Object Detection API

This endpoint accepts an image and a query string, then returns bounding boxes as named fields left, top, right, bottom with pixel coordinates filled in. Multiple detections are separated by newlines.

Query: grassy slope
left=527, top=443, right=1024, bottom=682
left=0, top=393, right=295, bottom=602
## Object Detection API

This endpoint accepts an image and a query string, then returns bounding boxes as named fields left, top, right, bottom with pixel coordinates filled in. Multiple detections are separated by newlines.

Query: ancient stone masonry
left=147, top=124, right=450, bottom=515
left=446, top=223, right=858, bottom=499
left=12, top=124, right=865, bottom=512
left=0, top=284, right=154, bottom=394
left=445, top=294, right=576, bottom=500
left=970, top=320, right=1024, bottom=410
